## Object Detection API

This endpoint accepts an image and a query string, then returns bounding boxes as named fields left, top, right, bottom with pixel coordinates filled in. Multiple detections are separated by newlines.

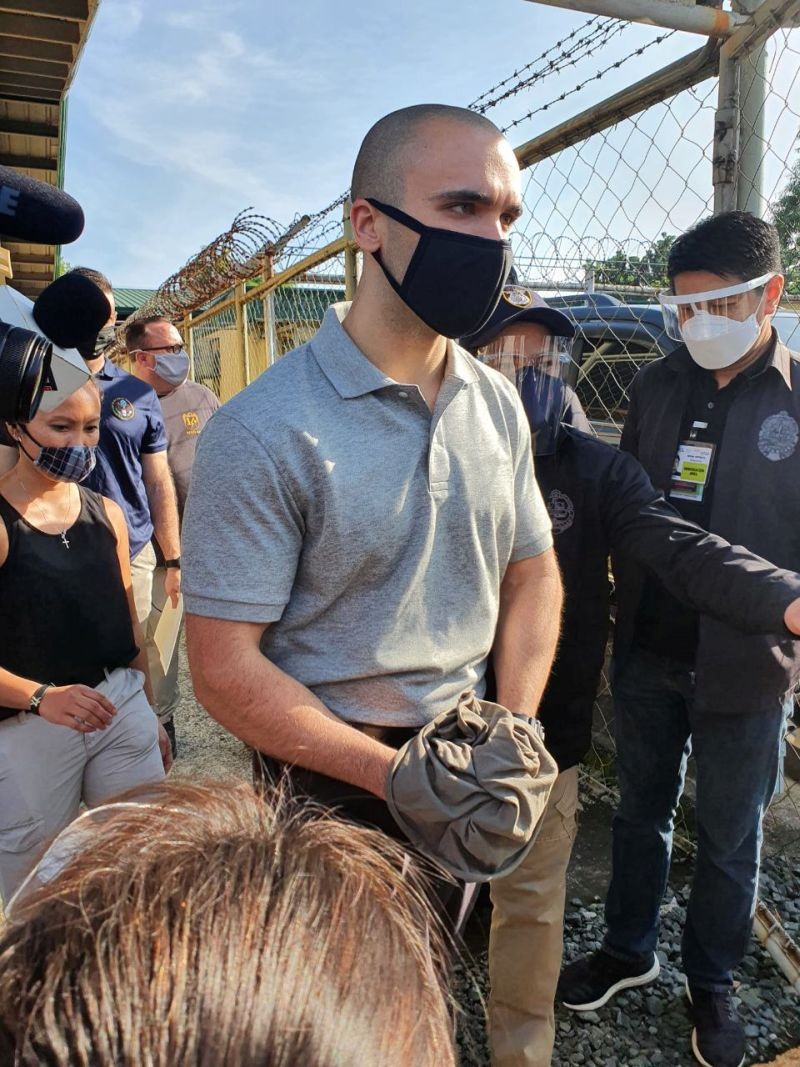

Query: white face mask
left=658, top=272, right=776, bottom=371
left=680, top=309, right=762, bottom=371
left=154, top=350, right=190, bottom=386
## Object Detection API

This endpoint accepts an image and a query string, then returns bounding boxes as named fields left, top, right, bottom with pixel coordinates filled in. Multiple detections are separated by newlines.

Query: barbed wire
left=470, top=15, right=602, bottom=110
left=502, top=29, right=677, bottom=134
left=130, top=16, right=687, bottom=328
left=471, top=17, right=628, bottom=114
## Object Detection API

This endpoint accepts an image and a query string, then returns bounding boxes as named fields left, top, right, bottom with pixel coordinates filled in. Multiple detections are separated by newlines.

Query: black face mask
left=366, top=198, right=513, bottom=339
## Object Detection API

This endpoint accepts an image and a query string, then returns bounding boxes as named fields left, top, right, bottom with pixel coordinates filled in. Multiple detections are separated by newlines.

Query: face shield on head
left=477, top=331, right=576, bottom=455
left=658, top=272, right=775, bottom=370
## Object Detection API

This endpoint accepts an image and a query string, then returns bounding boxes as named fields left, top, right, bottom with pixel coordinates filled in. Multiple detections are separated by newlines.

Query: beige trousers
left=0, top=667, right=164, bottom=903
left=488, top=765, right=579, bottom=1067
left=130, top=545, right=180, bottom=724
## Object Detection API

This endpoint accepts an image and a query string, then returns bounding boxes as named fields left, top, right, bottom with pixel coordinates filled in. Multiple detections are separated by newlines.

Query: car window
left=574, top=335, right=663, bottom=444
left=774, top=311, right=800, bottom=350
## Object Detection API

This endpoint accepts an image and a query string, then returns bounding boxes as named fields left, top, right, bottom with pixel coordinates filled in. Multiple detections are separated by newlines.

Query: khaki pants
left=489, top=765, right=579, bottom=1067
left=130, top=545, right=180, bottom=725
left=130, top=541, right=157, bottom=628
left=0, top=667, right=164, bottom=903
left=144, top=565, right=181, bottom=724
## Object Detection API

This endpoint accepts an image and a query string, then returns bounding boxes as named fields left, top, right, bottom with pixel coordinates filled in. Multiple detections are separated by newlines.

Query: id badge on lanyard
left=669, top=420, right=715, bottom=503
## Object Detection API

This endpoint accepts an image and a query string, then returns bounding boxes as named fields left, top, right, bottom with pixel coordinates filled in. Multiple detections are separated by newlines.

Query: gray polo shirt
left=182, top=303, right=552, bottom=727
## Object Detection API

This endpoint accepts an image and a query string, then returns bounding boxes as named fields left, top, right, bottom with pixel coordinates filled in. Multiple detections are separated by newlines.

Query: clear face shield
left=477, top=331, right=575, bottom=455
left=658, top=272, right=775, bottom=370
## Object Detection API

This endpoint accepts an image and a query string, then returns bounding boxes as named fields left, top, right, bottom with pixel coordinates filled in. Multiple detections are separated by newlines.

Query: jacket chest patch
left=547, top=489, right=575, bottom=534
left=758, top=411, right=798, bottom=462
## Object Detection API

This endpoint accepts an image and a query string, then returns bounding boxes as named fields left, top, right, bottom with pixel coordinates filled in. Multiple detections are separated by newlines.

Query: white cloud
left=105, top=1, right=143, bottom=37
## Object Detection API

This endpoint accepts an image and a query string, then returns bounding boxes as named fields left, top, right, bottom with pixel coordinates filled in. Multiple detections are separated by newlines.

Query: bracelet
left=28, top=682, right=54, bottom=715
left=164, top=557, right=181, bottom=569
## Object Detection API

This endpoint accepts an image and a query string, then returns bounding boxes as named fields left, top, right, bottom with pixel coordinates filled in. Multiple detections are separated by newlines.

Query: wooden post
left=0, top=245, right=12, bottom=284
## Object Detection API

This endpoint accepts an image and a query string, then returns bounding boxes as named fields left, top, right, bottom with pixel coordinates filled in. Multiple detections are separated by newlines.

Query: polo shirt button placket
left=428, top=432, right=451, bottom=496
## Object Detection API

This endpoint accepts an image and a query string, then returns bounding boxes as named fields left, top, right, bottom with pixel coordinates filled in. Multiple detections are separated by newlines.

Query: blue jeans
left=603, top=647, right=791, bottom=992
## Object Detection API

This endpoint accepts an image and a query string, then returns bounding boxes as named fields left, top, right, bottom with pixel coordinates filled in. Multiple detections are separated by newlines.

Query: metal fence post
left=737, top=41, right=768, bottom=216
left=343, top=199, right=359, bottom=301
left=185, top=313, right=195, bottom=381
left=262, top=255, right=279, bottom=368
left=713, top=50, right=740, bottom=214
left=731, top=0, right=769, bottom=217
left=236, top=281, right=250, bottom=386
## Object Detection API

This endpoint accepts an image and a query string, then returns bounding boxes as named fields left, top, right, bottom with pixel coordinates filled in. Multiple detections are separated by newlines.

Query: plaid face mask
left=22, top=426, right=97, bottom=483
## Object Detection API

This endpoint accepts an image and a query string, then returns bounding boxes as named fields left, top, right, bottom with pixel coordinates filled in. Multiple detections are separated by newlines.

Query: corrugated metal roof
left=113, top=288, right=157, bottom=315
left=0, top=1, right=102, bottom=298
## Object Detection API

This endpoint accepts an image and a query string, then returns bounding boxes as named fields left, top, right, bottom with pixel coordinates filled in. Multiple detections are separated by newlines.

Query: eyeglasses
left=133, top=343, right=184, bottom=355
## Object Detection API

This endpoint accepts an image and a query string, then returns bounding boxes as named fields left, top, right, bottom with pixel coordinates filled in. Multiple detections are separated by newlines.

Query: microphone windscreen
left=32, top=273, right=111, bottom=354
left=0, top=166, right=84, bottom=245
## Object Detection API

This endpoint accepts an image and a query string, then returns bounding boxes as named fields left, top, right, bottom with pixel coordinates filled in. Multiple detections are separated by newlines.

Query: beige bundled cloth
left=386, top=694, right=558, bottom=882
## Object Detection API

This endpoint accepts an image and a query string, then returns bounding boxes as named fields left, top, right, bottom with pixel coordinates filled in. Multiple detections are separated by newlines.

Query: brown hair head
left=0, top=780, right=456, bottom=1067
left=124, top=315, right=172, bottom=352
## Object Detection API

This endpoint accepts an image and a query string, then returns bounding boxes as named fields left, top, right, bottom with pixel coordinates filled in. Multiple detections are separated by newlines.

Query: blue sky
left=61, top=1, right=798, bottom=288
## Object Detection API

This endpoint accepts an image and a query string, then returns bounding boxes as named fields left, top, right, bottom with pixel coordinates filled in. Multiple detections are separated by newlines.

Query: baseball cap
left=460, top=267, right=576, bottom=351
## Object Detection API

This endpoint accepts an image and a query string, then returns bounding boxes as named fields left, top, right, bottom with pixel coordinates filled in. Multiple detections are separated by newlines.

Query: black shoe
left=162, top=717, right=178, bottom=759
left=686, top=980, right=746, bottom=1067
left=557, top=948, right=660, bottom=1011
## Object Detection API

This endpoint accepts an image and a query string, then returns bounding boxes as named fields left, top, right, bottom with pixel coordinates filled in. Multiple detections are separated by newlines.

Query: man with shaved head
left=182, top=104, right=561, bottom=911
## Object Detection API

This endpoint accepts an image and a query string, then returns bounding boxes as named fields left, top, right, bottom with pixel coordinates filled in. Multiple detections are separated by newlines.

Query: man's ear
left=764, top=273, right=785, bottom=317
left=349, top=198, right=384, bottom=254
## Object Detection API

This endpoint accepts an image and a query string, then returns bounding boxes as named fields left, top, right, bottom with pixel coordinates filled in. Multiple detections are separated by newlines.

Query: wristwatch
left=164, top=557, right=181, bottom=569
left=28, top=682, right=54, bottom=715
left=512, top=712, right=546, bottom=742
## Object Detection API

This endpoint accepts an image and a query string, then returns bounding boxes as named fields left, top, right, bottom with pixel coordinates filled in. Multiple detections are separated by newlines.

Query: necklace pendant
left=60, top=532, right=70, bottom=549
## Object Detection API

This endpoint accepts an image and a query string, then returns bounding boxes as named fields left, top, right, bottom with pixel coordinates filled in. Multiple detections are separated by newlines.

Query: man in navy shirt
left=74, top=271, right=181, bottom=710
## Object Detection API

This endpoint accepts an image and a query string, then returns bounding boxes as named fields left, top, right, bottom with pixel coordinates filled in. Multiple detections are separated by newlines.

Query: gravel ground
left=170, top=642, right=250, bottom=782
left=453, top=843, right=800, bottom=1067
left=173, top=641, right=800, bottom=1067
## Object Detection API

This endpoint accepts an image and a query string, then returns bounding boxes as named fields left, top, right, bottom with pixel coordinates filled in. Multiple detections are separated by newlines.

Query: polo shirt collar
left=311, top=303, right=478, bottom=399
left=771, top=338, right=794, bottom=390
left=665, top=329, right=792, bottom=390
left=94, top=358, right=119, bottom=381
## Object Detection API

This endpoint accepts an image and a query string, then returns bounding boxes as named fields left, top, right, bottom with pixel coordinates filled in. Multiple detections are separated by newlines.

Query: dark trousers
left=603, top=647, right=791, bottom=991
left=252, top=733, right=475, bottom=933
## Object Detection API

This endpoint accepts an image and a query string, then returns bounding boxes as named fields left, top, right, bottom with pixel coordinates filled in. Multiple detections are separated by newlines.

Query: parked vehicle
left=548, top=293, right=800, bottom=444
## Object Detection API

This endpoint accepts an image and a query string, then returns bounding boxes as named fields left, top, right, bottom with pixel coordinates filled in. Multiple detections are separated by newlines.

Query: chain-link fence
left=166, top=5, right=800, bottom=853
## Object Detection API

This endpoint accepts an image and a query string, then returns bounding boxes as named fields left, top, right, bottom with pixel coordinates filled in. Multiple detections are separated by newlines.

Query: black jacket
left=614, top=337, right=800, bottom=715
left=535, top=426, right=800, bottom=770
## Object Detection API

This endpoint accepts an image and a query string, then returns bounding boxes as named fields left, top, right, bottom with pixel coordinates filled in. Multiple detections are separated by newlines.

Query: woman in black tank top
left=0, top=378, right=169, bottom=902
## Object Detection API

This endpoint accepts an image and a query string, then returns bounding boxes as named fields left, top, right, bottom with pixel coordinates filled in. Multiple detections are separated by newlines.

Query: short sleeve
left=141, top=392, right=167, bottom=454
left=509, top=398, right=553, bottom=562
left=182, top=410, right=304, bottom=623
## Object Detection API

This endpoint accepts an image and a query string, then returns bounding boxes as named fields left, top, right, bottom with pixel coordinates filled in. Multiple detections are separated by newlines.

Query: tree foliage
left=771, top=151, right=800, bottom=292
left=584, top=232, right=675, bottom=291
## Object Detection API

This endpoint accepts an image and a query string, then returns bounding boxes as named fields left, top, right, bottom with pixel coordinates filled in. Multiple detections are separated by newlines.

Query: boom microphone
left=0, top=284, right=90, bottom=422
left=0, top=165, right=84, bottom=245
left=33, top=272, right=111, bottom=356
